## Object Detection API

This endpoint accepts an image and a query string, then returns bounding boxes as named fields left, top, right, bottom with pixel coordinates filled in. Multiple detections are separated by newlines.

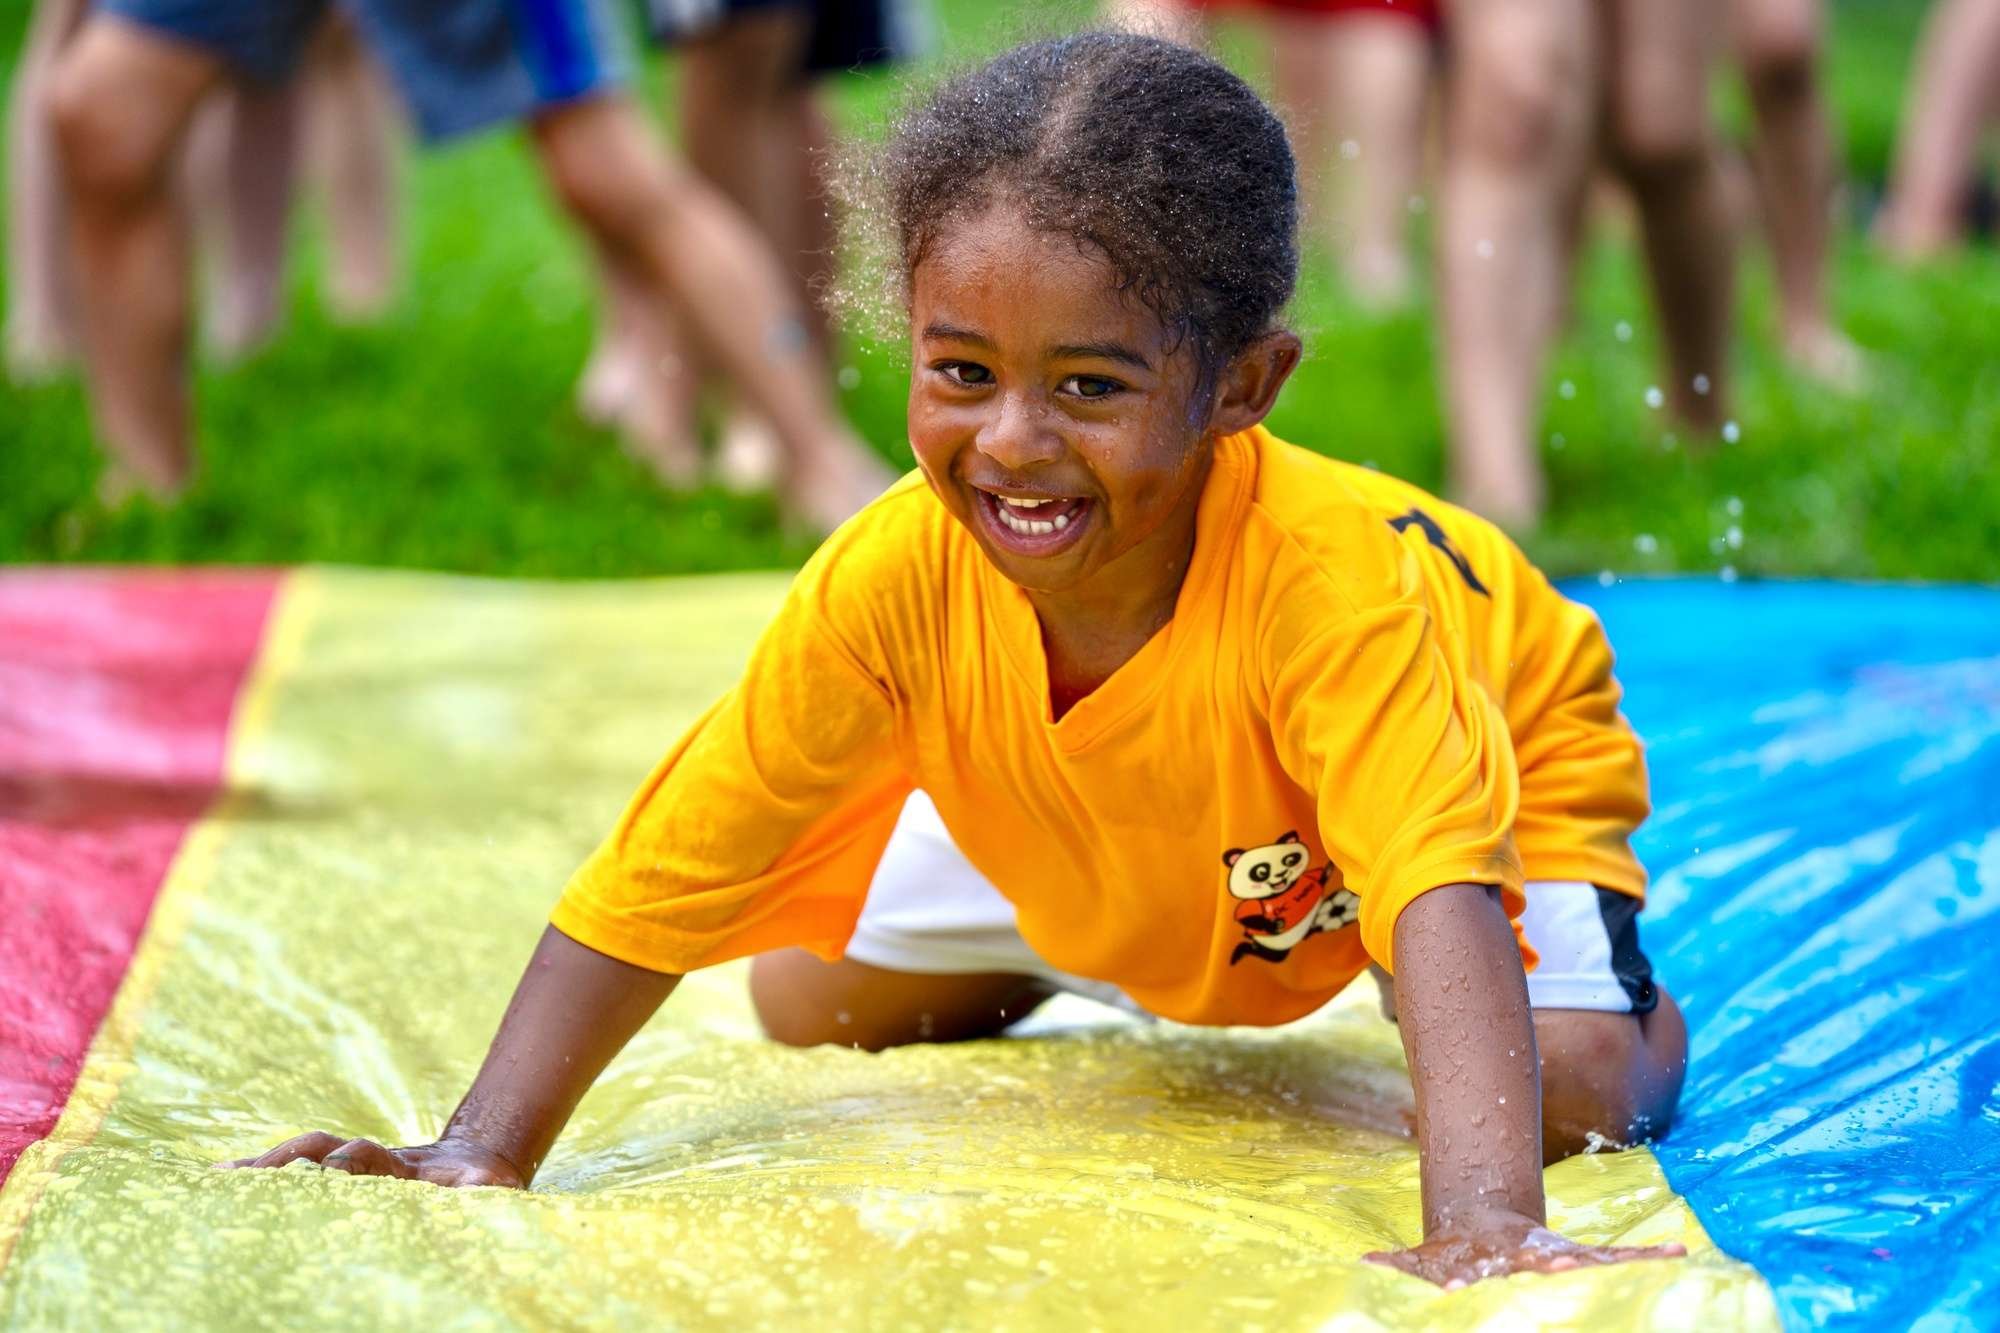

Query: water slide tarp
left=0, top=567, right=1994, bottom=1331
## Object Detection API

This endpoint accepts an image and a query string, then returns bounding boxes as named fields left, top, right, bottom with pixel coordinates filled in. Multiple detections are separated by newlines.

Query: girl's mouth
left=973, top=487, right=1094, bottom=557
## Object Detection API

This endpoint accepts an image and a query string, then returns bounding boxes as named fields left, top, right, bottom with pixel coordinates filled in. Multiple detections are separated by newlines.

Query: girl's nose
left=973, top=391, right=1063, bottom=472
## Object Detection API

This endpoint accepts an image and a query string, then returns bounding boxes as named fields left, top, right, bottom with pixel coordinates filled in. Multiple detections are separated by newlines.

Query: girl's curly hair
left=838, top=30, right=1299, bottom=373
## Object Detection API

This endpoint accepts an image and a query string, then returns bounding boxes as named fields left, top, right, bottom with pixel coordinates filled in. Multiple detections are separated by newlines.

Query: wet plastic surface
left=0, top=570, right=275, bottom=1180
left=3, top=569, right=1991, bottom=1329
left=1589, top=580, right=2000, bottom=1330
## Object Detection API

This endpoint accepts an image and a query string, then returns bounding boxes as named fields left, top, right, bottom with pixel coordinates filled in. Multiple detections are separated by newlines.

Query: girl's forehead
left=912, top=209, right=1161, bottom=337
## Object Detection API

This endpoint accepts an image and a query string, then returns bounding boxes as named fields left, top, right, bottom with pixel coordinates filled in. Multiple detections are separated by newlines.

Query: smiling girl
left=233, top=33, right=1689, bottom=1288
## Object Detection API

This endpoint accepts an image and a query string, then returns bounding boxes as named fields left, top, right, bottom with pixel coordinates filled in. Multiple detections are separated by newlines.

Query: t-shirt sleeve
left=1265, top=586, right=1524, bottom=974
left=551, top=573, right=911, bottom=974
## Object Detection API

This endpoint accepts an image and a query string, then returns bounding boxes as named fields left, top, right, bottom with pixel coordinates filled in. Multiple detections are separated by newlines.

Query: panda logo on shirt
left=1222, top=831, right=1362, bottom=966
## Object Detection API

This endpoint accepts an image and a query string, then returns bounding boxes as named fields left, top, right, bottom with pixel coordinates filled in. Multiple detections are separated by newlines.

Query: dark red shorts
left=1183, top=0, right=1441, bottom=28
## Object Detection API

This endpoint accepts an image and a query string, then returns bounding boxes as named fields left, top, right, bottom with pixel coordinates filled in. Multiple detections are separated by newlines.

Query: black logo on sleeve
left=1388, top=508, right=1489, bottom=597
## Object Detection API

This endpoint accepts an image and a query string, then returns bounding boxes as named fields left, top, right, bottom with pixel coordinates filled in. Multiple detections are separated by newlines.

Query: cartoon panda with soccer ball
left=1222, top=830, right=1362, bottom=966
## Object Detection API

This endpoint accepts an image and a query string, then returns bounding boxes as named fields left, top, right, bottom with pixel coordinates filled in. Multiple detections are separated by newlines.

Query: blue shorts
left=99, top=0, right=631, bottom=142
left=646, top=0, right=927, bottom=78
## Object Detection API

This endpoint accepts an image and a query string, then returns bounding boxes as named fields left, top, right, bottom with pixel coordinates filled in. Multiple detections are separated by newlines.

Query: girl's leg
left=1534, top=988, right=1687, bottom=1162
left=1731, top=0, right=1862, bottom=385
left=751, top=950, right=1057, bottom=1051
left=1877, top=0, right=2000, bottom=259
left=1437, top=0, right=1601, bottom=529
left=1602, top=0, right=1736, bottom=433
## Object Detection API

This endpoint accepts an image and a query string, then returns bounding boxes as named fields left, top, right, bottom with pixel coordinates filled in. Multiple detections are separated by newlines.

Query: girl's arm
left=1365, top=884, right=1684, bottom=1287
left=224, top=927, right=677, bottom=1186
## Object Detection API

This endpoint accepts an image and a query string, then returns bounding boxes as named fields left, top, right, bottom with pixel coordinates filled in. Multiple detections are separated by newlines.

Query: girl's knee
left=1536, top=991, right=1688, bottom=1160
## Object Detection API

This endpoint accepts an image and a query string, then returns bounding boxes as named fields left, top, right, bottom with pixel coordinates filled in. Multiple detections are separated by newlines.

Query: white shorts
left=844, top=792, right=1658, bottom=1019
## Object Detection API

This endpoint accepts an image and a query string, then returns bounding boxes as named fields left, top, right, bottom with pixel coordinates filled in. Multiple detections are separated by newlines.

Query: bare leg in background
left=1731, top=0, right=1864, bottom=386
left=529, top=96, right=886, bottom=534
left=1437, top=0, right=1600, bottom=529
left=307, top=15, right=401, bottom=320
left=5, top=0, right=91, bottom=379
left=192, top=82, right=303, bottom=360
left=48, top=17, right=227, bottom=497
left=1271, top=11, right=1432, bottom=309
left=1601, top=0, right=1736, bottom=434
left=1877, top=0, right=2000, bottom=258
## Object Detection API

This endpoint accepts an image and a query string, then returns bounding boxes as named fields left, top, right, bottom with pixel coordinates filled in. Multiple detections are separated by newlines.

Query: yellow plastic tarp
left=0, top=568, right=1779, bottom=1331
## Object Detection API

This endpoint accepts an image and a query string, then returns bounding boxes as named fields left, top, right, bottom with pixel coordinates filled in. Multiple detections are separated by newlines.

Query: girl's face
left=907, top=205, right=1292, bottom=600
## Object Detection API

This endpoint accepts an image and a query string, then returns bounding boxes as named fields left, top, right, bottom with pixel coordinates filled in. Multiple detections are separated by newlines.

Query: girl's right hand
left=220, top=1131, right=525, bottom=1188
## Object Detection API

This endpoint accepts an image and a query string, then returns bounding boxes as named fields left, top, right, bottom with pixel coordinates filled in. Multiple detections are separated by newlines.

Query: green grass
left=2, top=0, right=1995, bottom=580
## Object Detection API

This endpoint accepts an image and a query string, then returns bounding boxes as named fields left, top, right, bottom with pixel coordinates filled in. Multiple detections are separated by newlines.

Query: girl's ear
left=1205, top=331, right=1303, bottom=436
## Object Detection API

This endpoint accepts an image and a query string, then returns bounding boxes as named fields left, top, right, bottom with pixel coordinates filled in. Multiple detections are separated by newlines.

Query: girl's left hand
left=1364, top=1209, right=1686, bottom=1289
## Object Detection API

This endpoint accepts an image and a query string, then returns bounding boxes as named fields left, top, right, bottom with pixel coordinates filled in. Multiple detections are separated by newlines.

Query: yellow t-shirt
left=553, top=427, right=1649, bottom=1026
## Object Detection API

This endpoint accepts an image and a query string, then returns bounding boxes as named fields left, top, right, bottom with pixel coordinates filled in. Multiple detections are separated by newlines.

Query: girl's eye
left=936, top=362, right=993, bottom=387
left=1061, top=375, right=1121, bottom=400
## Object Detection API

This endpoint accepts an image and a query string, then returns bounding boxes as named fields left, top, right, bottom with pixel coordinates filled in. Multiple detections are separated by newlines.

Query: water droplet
left=1597, top=570, right=1616, bottom=587
left=1614, top=321, right=1634, bottom=342
left=836, top=365, right=861, bottom=391
left=835, top=1011, right=852, bottom=1025
left=1558, top=380, right=1576, bottom=400
left=1692, top=373, right=1711, bottom=395
left=1725, top=495, right=1743, bottom=517
left=1720, top=565, right=1739, bottom=583
left=1633, top=533, right=1658, bottom=555
left=1475, top=239, right=1494, bottom=260
left=1644, top=386, right=1664, bottom=409
left=1340, top=139, right=1361, bottom=160
left=1721, top=420, right=1741, bottom=444
left=1725, top=525, right=1743, bottom=549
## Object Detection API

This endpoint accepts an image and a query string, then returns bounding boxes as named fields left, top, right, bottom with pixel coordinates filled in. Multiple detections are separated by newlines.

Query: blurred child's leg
left=193, top=81, right=303, bottom=359
left=4, top=0, right=90, bottom=380
left=1105, top=0, right=1206, bottom=45
left=677, top=4, right=820, bottom=492
left=579, top=252, right=704, bottom=487
left=1320, top=12, right=1433, bottom=307
left=47, top=16, right=230, bottom=496
left=1732, top=0, right=1863, bottom=386
left=1438, top=0, right=1600, bottom=528
left=306, top=15, right=400, bottom=320
left=526, top=95, right=889, bottom=531
left=1602, top=0, right=1735, bottom=434
left=1877, top=0, right=2000, bottom=259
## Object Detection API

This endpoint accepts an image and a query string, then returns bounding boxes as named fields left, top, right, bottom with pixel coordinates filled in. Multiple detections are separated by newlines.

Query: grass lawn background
left=1, top=0, right=1994, bottom=581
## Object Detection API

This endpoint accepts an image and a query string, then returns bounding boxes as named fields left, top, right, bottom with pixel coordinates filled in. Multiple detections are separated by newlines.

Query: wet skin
left=229, top=202, right=1685, bottom=1288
